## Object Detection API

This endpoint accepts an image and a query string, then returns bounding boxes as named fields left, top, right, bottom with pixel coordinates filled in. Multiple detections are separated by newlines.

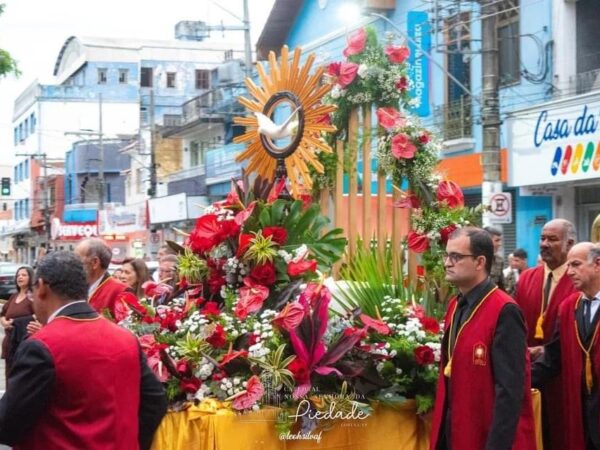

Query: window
left=497, top=0, right=520, bottom=86
left=141, top=67, right=153, bottom=87
left=190, top=141, right=201, bottom=166
left=24, top=159, right=29, bottom=179
left=140, top=106, right=148, bottom=125
left=13, top=167, right=17, bottom=183
left=24, top=199, right=29, bottom=218
left=444, top=12, right=472, bottom=140
left=118, top=69, right=129, bottom=84
left=29, top=113, right=35, bottom=134
left=195, top=69, right=210, bottom=90
left=97, top=68, right=108, bottom=84
left=18, top=124, right=23, bottom=142
left=24, top=119, right=28, bottom=138
left=49, top=185, right=56, bottom=207
left=13, top=128, right=17, bottom=146
left=166, top=72, right=176, bottom=88
left=163, top=114, right=182, bottom=126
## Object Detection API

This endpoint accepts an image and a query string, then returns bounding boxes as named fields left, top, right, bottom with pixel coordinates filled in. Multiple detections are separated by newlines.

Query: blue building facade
left=253, top=0, right=600, bottom=266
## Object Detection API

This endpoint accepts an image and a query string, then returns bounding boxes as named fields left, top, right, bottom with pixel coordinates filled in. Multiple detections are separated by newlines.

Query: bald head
left=540, top=219, right=576, bottom=269
left=566, top=242, right=600, bottom=298
left=75, top=238, right=112, bottom=284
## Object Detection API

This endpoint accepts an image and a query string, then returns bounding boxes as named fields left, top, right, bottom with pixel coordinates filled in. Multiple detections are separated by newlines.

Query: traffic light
left=1, top=178, right=10, bottom=196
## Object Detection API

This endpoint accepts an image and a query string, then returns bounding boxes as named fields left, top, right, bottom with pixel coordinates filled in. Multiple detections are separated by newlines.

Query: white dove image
left=254, top=106, right=301, bottom=140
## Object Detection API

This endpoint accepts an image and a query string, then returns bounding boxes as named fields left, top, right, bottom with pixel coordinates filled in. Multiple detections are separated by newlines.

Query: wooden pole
left=362, top=105, right=372, bottom=246
left=348, top=108, right=359, bottom=257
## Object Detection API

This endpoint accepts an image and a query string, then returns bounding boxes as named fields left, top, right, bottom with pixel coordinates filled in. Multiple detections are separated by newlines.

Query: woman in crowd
left=120, top=258, right=150, bottom=299
left=0, top=266, right=34, bottom=378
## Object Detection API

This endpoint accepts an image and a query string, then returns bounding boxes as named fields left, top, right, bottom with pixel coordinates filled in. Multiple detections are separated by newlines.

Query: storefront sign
left=50, top=218, right=98, bottom=240
left=98, top=202, right=147, bottom=234
left=509, top=96, right=600, bottom=186
left=408, top=11, right=430, bottom=117
left=148, top=193, right=188, bottom=224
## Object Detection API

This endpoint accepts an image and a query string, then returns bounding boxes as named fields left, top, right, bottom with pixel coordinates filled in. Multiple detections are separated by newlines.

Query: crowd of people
left=0, top=220, right=598, bottom=449
left=433, top=218, right=600, bottom=450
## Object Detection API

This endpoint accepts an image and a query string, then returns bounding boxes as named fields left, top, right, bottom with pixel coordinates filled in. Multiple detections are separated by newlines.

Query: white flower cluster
left=195, top=357, right=215, bottom=380
left=191, top=383, right=212, bottom=402
left=218, top=376, right=247, bottom=397
left=277, top=245, right=308, bottom=264
left=424, top=342, right=442, bottom=363
left=330, top=85, right=346, bottom=99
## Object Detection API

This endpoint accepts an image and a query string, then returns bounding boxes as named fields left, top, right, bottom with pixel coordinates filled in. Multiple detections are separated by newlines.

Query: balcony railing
left=162, top=164, right=206, bottom=184
left=205, top=143, right=246, bottom=185
left=566, top=68, right=600, bottom=97
left=433, top=96, right=472, bottom=141
left=182, top=90, right=225, bottom=124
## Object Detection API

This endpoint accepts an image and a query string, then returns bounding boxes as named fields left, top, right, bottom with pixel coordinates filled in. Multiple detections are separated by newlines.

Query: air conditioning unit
left=217, top=61, right=244, bottom=85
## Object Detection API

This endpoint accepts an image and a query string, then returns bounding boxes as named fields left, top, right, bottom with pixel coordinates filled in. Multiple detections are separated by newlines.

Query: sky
left=0, top=0, right=276, bottom=160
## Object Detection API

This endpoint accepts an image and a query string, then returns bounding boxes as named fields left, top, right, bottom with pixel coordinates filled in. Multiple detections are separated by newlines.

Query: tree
left=0, top=4, right=20, bottom=78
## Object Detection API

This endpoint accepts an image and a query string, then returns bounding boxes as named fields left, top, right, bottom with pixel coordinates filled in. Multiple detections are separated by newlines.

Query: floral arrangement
left=317, top=26, right=481, bottom=291
left=122, top=176, right=443, bottom=423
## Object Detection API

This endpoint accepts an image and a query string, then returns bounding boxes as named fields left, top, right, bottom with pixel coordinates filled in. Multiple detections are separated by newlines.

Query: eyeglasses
left=442, top=252, right=477, bottom=264
left=159, top=269, right=176, bottom=275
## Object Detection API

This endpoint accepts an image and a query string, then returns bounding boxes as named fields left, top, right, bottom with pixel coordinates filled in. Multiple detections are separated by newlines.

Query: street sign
left=488, top=192, right=512, bottom=224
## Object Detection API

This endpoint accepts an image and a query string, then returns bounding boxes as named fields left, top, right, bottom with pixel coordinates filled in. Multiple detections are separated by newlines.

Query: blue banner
left=407, top=11, right=430, bottom=117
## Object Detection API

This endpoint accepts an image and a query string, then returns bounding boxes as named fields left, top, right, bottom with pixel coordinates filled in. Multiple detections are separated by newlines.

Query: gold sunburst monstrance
left=233, top=46, right=337, bottom=195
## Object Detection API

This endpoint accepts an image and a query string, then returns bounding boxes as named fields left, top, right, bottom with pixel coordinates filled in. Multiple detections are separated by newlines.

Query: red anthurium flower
left=420, top=316, right=441, bottom=335
left=287, top=258, right=318, bottom=277
left=176, top=359, right=191, bottom=376
left=343, top=28, right=367, bottom=57
left=440, top=224, right=458, bottom=245
left=391, top=133, right=417, bottom=159
left=437, top=180, right=464, bottom=208
left=206, top=323, right=228, bottom=348
left=338, top=62, right=359, bottom=88
left=343, top=326, right=368, bottom=340
left=207, top=270, right=226, bottom=295
left=316, top=113, right=331, bottom=125
left=409, top=305, right=426, bottom=319
left=250, top=262, right=277, bottom=286
left=273, top=302, right=306, bottom=331
left=393, top=193, right=421, bottom=209
left=113, top=299, right=131, bottom=323
left=147, top=354, right=169, bottom=382
left=232, top=375, right=265, bottom=410
left=236, top=233, right=254, bottom=258
left=219, top=350, right=248, bottom=367
left=262, top=226, right=287, bottom=245
left=407, top=231, right=430, bottom=253
left=416, top=265, right=426, bottom=277
left=234, top=201, right=256, bottom=226
left=395, top=76, right=408, bottom=91
left=360, top=314, right=391, bottom=335
left=192, top=214, right=221, bottom=244
left=327, top=62, right=341, bottom=77
left=202, top=301, right=221, bottom=316
left=385, top=45, right=410, bottom=64
left=376, top=107, right=404, bottom=131
left=414, top=345, right=435, bottom=365
left=267, top=177, right=287, bottom=203
left=234, top=278, right=269, bottom=320
left=180, top=377, right=202, bottom=394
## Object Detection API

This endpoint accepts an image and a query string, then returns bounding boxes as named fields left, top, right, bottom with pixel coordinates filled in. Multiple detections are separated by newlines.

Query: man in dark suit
left=0, top=251, right=167, bottom=449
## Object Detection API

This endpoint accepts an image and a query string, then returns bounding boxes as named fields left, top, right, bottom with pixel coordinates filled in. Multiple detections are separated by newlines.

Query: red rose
left=202, top=301, right=221, bottom=316
left=328, top=62, right=341, bottom=77
left=420, top=317, right=441, bottom=335
left=288, top=358, right=311, bottom=384
left=206, top=323, right=228, bottom=348
left=414, top=345, right=435, bottom=366
left=437, top=180, right=464, bottom=208
left=440, top=224, right=458, bottom=245
left=207, top=270, right=226, bottom=295
left=262, top=226, right=287, bottom=245
left=176, top=359, right=191, bottom=376
left=385, top=45, right=410, bottom=64
left=250, top=262, right=277, bottom=286
left=416, top=265, right=425, bottom=277
left=179, top=377, right=202, bottom=394
left=419, top=133, right=430, bottom=144
left=287, top=258, right=318, bottom=277
left=395, top=76, right=408, bottom=91
left=407, top=231, right=430, bottom=253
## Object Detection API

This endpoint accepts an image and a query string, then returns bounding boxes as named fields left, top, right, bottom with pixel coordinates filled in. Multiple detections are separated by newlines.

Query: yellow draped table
left=152, top=390, right=542, bottom=450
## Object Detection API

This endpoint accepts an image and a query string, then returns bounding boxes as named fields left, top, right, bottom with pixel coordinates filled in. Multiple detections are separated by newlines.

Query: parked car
left=0, top=263, right=20, bottom=300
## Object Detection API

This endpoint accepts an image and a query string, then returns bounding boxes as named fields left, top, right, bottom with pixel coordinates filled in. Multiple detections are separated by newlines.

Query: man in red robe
left=0, top=251, right=167, bottom=449
left=75, top=238, right=141, bottom=321
left=430, top=227, right=536, bottom=450
left=514, top=218, right=577, bottom=450
left=532, top=242, right=600, bottom=450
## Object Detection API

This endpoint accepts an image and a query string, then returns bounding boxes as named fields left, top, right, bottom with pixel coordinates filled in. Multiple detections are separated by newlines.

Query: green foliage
left=249, top=344, right=296, bottom=390
left=0, top=4, right=19, bottom=78
left=175, top=333, right=213, bottom=361
left=244, top=232, right=278, bottom=265
left=334, top=242, right=411, bottom=317
left=177, top=248, right=209, bottom=284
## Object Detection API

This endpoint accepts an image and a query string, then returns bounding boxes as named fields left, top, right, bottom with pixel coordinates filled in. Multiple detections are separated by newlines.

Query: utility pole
left=98, top=93, right=105, bottom=211
left=242, top=0, right=252, bottom=78
left=480, top=0, right=502, bottom=227
left=149, top=89, right=157, bottom=197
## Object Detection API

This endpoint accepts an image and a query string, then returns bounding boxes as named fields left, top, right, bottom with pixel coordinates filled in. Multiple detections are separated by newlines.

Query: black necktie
left=543, top=272, right=553, bottom=311
left=583, top=298, right=594, bottom=338
left=451, top=296, right=468, bottom=351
